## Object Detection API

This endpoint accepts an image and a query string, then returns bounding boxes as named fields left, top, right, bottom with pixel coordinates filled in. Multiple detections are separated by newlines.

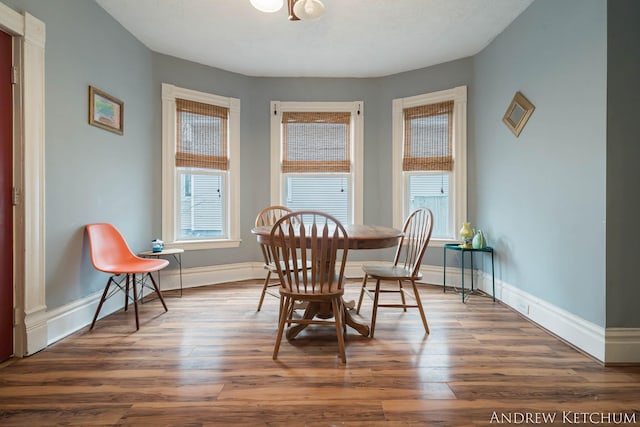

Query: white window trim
left=161, top=83, right=241, bottom=250
left=270, top=100, right=364, bottom=224
left=392, top=86, right=467, bottom=245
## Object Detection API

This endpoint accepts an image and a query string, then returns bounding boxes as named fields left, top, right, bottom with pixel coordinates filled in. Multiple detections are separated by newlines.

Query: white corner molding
left=0, top=3, right=47, bottom=357
left=22, top=12, right=47, bottom=356
left=0, top=2, right=24, bottom=34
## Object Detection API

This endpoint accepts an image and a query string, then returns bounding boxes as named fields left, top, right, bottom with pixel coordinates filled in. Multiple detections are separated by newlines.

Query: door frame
left=0, top=2, right=46, bottom=357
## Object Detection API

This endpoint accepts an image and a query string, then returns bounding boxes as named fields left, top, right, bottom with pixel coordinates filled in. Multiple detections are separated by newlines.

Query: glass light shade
left=293, top=0, right=325, bottom=20
left=250, top=0, right=284, bottom=13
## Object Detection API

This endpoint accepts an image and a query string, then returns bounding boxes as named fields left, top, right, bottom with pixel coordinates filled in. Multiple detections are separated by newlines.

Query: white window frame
left=392, top=86, right=467, bottom=245
left=162, top=83, right=241, bottom=249
left=270, top=101, right=364, bottom=224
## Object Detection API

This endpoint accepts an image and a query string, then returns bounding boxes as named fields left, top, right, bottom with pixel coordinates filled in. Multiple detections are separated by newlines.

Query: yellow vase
left=459, top=222, right=473, bottom=248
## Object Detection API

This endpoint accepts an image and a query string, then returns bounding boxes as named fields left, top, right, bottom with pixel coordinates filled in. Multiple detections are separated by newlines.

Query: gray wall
left=4, top=0, right=154, bottom=308
left=471, top=0, right=607, bottom=325
left=606, top=0, right=640, bottom=328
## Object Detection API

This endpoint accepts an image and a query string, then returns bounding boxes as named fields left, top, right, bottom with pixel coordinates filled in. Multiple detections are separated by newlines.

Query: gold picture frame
left=88, top=86, right=124, bottom=135
left=502, top=91, right=534, bottom=137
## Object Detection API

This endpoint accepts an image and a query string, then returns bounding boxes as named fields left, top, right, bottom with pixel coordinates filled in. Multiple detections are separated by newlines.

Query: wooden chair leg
left=411, top=280, right=429, bottom=334
left=398, top=279, right=408, bottom=312
left=286, top=299, right=295, bottom=327
left=273, top=296, right=291, bottom=360
left=341, top=298, right=347, bottom=337
left=356, top=275, right=368, bottom=314
left=332, top=297, right=346, bottom=363
left=90, top=276, right=115, bottom=330
left=257, top=270, right=271, bottom=311
left=277, top=290, right=285, bottom=323
left=370, top=279, right=382, bottom=338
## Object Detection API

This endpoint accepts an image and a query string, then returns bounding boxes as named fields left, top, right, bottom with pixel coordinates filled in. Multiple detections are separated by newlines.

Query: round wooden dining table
left=251, top=224, right=403, bottom=338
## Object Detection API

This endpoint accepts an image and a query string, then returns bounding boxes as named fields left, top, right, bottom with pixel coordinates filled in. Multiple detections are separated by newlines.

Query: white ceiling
left=95, top=0, right=534, bottom=78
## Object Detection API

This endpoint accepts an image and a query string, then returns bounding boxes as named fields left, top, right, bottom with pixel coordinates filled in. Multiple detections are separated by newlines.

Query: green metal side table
left=443, top=243, right=495, bottom=303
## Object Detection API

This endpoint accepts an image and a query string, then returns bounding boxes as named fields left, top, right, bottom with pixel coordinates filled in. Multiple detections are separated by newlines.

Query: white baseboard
left=157, top=262, right=264, bottom=291
left=421, top=266, right=638, bottom=364
left=47, top=285, right=124, bottom=345
left=473, top=271, right=611, bottom=363
left=45, top=262, right=639, bottom=364
left=605, top=328, right=640, bottom=364
left=23, top=305, right=48, bottom=356
left=473, top=271, right=605, bottom=362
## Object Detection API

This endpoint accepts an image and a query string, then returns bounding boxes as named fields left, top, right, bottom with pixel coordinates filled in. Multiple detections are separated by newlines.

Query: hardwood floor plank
left=0, top=403, right=131, bottom=427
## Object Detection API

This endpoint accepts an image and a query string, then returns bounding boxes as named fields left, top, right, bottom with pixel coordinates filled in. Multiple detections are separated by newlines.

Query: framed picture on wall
left=88, top=86, right=124, bottom=135
left=502, top=91, right=534, bottom=137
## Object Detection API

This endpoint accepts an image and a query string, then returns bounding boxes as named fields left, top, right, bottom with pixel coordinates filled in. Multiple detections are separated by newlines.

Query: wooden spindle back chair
left=269, top=210, right=350, bottom=363
left=356, top=208, right=434, bottom=338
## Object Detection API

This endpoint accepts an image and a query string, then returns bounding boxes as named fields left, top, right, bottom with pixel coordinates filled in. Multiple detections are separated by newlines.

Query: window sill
left=164, top=239, right=242, bottom=251
left=429, top=238, right=460, bottom=248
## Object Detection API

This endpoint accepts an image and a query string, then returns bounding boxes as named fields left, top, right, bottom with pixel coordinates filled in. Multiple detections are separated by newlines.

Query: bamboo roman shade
left=403, top=100, right=454, bottom=171
left=176, top=98, right=228, bottom=171
left=281, top=112, right=351, bottom=173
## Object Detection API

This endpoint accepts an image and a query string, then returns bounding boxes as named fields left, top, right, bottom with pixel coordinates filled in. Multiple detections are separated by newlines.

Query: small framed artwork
left=502, top=91, right=535, bottom=137
left=88, top=86, right=124, bottom=135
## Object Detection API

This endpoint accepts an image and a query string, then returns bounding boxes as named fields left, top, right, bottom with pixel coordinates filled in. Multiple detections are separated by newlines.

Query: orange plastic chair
left=86, top=223, right=169, bottom=330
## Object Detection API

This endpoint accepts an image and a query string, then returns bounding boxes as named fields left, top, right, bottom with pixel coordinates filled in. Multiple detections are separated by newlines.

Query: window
left=392, top=86, right=467, bottom=242
left=270, top=101, right=363, bottom=224
left=162, top=83, right=240, bottom=249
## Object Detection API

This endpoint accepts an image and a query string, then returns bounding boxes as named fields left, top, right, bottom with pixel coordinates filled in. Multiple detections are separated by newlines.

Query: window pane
left=408, top=174, right=450, bottom=238
left=178, top=172, right=225, bottom=239
left=285, top=175, right=350, bottom=224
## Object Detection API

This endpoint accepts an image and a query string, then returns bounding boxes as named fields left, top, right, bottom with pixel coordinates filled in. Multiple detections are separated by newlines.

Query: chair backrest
left=270, top=210, right=349, bottom=294
left=255, top=206, right=295, bottom=267
left=392, top=208, right=434, bottom=277
left=85, top=223, right=137, bottom=273
left=255, top=205, right=293, bottom=228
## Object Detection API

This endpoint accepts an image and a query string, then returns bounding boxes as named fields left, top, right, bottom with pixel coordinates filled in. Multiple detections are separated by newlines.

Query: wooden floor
left=1, top=280, right=639, bottom=426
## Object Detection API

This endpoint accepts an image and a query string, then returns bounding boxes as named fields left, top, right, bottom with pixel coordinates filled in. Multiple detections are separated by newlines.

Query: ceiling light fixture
left=250, top=0, right=325, bottom=21
left=292, top=0, right=325, bottom=20
left=249, top=0, right=283, bottom=13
